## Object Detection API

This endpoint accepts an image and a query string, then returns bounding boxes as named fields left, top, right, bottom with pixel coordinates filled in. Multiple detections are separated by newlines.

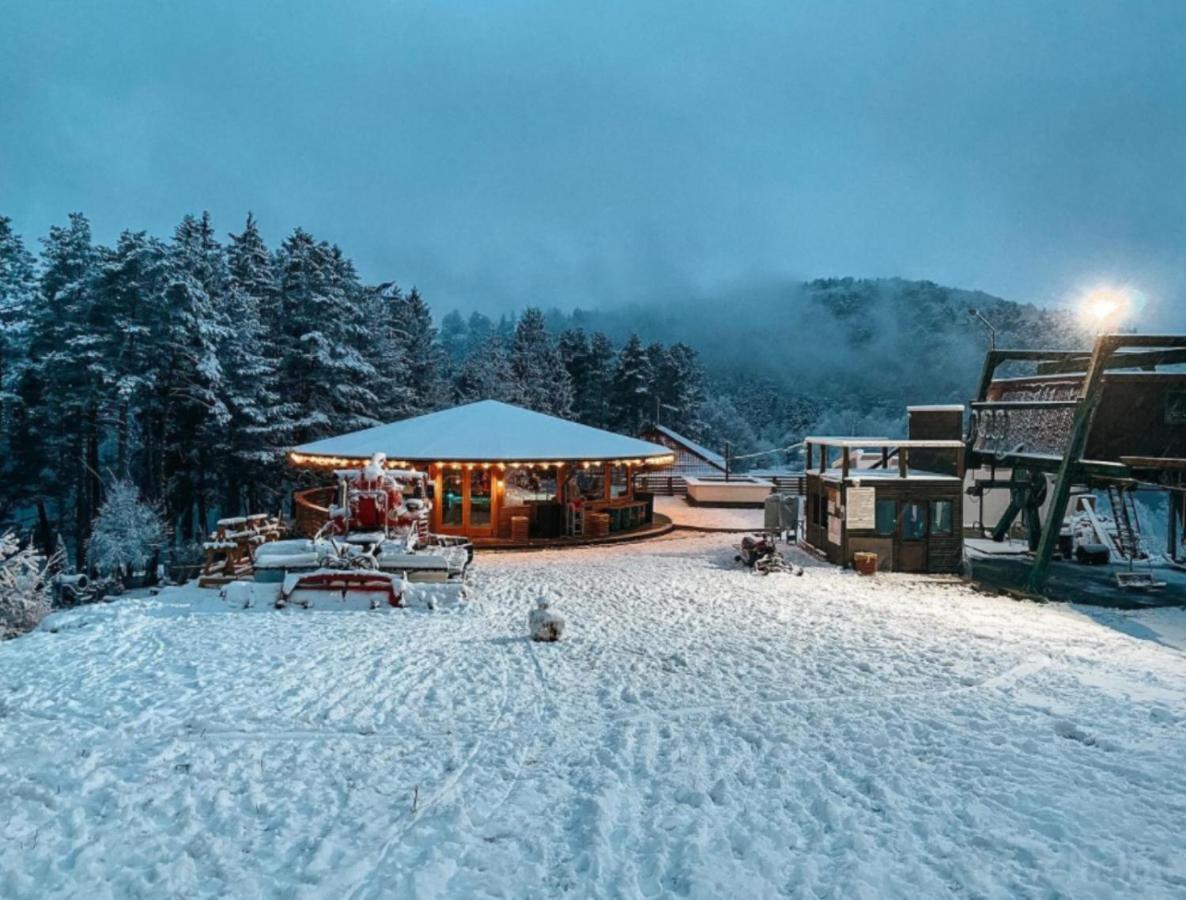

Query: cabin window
left=441, top=470, right=464, bottom=527
left=469, top=468, right=492, bottom=527
left=875, top=499, right=896, bottom=536
left=506, top=468, right=557, bottom=504
left=609, top=465, right=630, bottom=498
left=574, top=466, right=606, bottom=501
left=930, top=499, right=954, bottom=536
left=901, top=502, right=927, bottom=540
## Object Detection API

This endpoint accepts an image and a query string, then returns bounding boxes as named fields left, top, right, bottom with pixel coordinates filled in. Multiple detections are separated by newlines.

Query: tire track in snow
left=335, top=638, right=516, bottom=900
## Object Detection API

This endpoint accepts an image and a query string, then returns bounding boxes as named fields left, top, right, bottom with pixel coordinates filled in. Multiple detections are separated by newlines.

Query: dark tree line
left=0, top=213, right=708, bottom=569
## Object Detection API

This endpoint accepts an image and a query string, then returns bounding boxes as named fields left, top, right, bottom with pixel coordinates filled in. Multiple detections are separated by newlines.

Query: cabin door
left=897, top=501, right=928, bottom=572
left=436, top=468, right=466, bottom=535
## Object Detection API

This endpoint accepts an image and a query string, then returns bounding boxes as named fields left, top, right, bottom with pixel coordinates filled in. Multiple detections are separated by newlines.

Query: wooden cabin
left=288, top=400, right=676, bottom=546
left=639, top=425, right=727, bottom=476
left=802, top=436, right=966, bottom=573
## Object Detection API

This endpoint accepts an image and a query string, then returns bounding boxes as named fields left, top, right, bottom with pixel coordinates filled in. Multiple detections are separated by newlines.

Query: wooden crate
left=510, top=515, right=530, bottom=542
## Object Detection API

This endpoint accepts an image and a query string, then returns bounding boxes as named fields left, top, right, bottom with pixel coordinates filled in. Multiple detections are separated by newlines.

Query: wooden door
left=897, top=500, right=928, bottom=572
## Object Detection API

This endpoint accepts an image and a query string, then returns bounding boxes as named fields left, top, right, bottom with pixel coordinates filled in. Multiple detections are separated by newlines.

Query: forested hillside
left=0, top=212, right=1087, bottom=569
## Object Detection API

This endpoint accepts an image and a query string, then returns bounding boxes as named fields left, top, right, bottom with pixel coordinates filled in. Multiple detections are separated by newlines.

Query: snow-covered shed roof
left=648, top=424, right=727, bottom=469
left=290, top=400, right=674, bottom=465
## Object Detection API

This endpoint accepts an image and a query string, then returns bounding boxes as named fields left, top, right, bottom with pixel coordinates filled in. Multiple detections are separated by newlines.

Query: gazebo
left=288, top=400, right=676, bottom=545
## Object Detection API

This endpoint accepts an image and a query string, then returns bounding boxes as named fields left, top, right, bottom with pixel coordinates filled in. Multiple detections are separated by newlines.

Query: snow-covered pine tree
left=274, top=229, right=381, bottom=445
left=0, top=217, right=38, bottom=520
left=465, top=311, right=495, bottom=357
left=363, top=282, right=419, bottom=421
left=611, top=333, right=653, bottom=434
left=454, top=334, right=517, bottom=403
left=391, top=287, right=449, bottom=414
left=511, top=307, right=573, bottom=416
left=95, top=230, right=172, bottom=482
left=648, top=341, right=706, bottom=436
left=14, top=214, right=106, bottom=566
left=438, top=309, right=469, bottom=367
left=157, top=213, right=230, bottom=540
left=583, top=332, right=615, bottom=429
left=219, top=214, right=290, bottom=515
left=87, top=480, right=167, bottom=585
left=558, top=328, right=597, bottom=425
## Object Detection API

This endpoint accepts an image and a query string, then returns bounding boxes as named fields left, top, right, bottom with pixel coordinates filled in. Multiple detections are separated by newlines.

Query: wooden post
left=898, top=447, right=908, bottom=478
left=841, top=448, right=850, bottom=481
left=1169, top=492, right=1180, bottom=562
left=724, top=441, right=732, bottom=481
left=1026, top=335, right=1114, bottom=594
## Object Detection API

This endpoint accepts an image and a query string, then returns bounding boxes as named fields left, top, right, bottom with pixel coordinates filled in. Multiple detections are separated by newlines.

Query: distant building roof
left=291, top=400, right=673, bottom=464
left=648, top=424, right=727, bottom=470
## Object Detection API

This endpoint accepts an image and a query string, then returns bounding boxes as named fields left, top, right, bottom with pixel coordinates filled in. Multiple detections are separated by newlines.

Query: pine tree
left=648, top=341, right=706, bottom=436
left=220, top=215, right=290, bottom=515
left=454, top=334, right=517, bottom=403
left=439, top=309, right=469, bottom=367
left=465, top=311, right=495, bottom=356
left=611, top=333, right=652, bottom=433
left=392, top=287, right=448, bottom=413
left=584, top=332, right=615, bottom=429
left=96, top=230, right=172, bottom=484
left=365, top=282, right=419, bottom=421
left=157, top=213, right=230, bottom=539
left=15, top=213, right=105, bottom=565
left=511, top=307, right=573, bottom=416
left=0, top=217, right=38, bottom=519
left=274, top=228, right=381, bottom=444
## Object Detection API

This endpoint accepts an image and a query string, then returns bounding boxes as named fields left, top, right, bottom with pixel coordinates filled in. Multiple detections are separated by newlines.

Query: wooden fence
left=634, top=473, right=807, bottom=497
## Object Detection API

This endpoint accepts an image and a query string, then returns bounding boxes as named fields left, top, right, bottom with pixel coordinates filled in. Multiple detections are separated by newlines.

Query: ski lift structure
left=967, top=333, right=1186, bottom=593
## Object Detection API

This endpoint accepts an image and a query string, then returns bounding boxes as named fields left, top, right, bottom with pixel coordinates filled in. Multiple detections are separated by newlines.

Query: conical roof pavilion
left=290, top=400, right=673, bottom=467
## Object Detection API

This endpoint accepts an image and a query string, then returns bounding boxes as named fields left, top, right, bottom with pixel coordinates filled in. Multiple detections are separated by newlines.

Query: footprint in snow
left=1053, top=720, right=1097, bottom=747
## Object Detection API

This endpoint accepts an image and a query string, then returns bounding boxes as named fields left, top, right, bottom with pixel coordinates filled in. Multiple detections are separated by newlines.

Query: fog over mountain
left=3, top=1, right=1185, bottom=324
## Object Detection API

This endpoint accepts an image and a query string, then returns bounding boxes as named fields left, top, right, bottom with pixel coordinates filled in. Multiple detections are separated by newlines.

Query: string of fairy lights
left=287, top=452, right=676, bottom=471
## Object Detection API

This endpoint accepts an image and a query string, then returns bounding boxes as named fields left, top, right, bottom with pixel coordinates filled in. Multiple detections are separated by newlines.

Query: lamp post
left=968, top=307, right=997, bottom=350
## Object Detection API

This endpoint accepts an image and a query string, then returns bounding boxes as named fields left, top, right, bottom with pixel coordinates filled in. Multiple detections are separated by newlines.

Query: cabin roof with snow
left=290, top=400, right=674, bottom=466
left=642, top=424, right=727, bottom=471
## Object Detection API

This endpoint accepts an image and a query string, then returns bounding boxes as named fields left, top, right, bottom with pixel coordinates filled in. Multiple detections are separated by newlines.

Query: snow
left=654, top=495, right=766, bottom=531
left=2, top=533, right=1186, bottom=898
left=293, top=399, right=672, bottom=463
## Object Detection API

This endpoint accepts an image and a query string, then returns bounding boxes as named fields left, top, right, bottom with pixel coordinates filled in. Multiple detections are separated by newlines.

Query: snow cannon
left=529, top=598, right=565, bottom=642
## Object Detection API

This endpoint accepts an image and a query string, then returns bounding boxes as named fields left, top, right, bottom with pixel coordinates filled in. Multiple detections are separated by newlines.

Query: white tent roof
left=291, top=400, right=673, bottom=463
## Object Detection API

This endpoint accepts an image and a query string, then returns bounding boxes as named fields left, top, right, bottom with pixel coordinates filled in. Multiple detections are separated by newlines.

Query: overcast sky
left=2, top=1, right=1184, bottom=324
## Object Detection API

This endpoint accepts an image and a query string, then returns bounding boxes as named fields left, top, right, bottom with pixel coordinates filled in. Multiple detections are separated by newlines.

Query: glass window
left=901, top=502, right=927, bottom=540
left=609, top=465, right=630, bottom=498
left=574, top=466, right=605, bottom=501
left=441, top=471, right=464, bottom=527
left=930, top=499, right=953, bottom=536
left=469, top=468, right=492, bottom=527
left=875, top=499, right=896, bottom=536
left=505, top=467, right=557, bottom=504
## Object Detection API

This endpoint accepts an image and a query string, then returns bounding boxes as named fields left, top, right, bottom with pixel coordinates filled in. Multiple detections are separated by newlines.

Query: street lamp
left=968, top=307, right=997, bottom=350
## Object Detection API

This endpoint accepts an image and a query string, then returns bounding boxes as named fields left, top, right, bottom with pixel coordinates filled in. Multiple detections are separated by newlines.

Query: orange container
left=853, top=551, right=878, bottom=576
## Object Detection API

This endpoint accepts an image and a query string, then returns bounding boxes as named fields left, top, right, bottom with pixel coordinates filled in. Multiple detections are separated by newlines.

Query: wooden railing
left=293, top=486, right=335, bottom=537
left=634, top=473, right=807, bottom=496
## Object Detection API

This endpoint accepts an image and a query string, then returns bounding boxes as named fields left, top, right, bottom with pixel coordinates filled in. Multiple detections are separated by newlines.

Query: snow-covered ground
left=2, top=533, right=1186, bottom=898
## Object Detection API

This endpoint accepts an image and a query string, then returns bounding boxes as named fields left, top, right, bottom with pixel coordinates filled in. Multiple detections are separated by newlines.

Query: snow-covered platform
left=966, top=540, right=1186, bottom=608
left=654, top=494, right=766, bottom=531
left=2, top=533, right=1186, bottom=897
